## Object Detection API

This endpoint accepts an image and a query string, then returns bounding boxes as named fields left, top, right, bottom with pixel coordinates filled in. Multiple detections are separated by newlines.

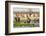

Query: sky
left=13, top=7, right=40, bottom=12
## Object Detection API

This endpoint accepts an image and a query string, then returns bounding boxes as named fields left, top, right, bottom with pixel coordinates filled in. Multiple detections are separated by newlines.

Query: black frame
left=5, top=1, right=45, bottom=35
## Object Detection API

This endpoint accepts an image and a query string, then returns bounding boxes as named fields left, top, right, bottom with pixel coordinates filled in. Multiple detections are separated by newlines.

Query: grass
left=13, top=21, right=35, bottom=27
left=13, top=18, right=35, bottom=27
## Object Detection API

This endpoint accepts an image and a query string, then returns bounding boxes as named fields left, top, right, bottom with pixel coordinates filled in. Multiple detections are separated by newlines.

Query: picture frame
left=5, top=1, right=45, bottom=35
